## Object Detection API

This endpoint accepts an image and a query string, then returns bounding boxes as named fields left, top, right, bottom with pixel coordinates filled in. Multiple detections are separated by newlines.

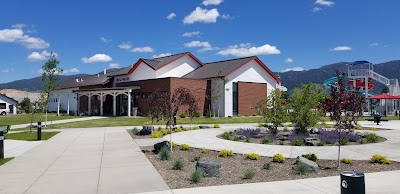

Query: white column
left=100, top=94, right=104, bottom=116
left=67, top=94, right=70, bottom=115
left=57, top=95, right=60, bottom=116
left=77, top=95, right=80, bottom=115
left=113, top=94, right=116, bottom=116
left=127, top=90, right=131, bottom=117
left=88, top=95, right=92, bottom=116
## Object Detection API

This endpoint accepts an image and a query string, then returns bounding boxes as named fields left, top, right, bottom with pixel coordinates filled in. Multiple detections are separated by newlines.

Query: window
left=0, top=103, right=6, bottom=109
left=142, top=92, right=152, bottom=99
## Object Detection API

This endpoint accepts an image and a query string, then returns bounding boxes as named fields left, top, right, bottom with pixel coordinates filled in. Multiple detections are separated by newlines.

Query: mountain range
left=1, top=60, right=399, bottom=94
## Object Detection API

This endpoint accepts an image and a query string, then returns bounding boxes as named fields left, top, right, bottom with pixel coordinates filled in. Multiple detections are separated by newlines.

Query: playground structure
left=324, top=60, right=400, bottom=115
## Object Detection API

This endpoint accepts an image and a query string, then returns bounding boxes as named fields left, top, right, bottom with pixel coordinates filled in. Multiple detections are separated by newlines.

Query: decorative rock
left=304, top=137, right=319, bottom=146
left=140, top=126, right=154, bottom=136
left=235, top=135, right=247, bottom=140
left=153, top=141, right=171, bottom=154
left=310, top=128, right=319, bottom=134
left=296, top=156, right=320, bottom=173
left=199, top=126, right=211, bottom=129
left=253, top=133, right=268, bottom=139
left=196, top=160, right=221, bottom=177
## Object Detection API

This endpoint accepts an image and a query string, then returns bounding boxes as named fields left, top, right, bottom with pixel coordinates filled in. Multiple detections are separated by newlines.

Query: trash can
left=341, top=171, right=365, bottom=194
left=132, top=107, right=138, bottom=117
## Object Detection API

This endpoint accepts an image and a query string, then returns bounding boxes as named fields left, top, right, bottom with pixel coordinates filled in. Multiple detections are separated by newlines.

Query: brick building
left=49, top=52, right=282, bottom=117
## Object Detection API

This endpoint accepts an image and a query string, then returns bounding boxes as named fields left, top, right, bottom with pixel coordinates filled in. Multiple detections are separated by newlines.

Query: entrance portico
left=74, top=87, right=140, bottom=117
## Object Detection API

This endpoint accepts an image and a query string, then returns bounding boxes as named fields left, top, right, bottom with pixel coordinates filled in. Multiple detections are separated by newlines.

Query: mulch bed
left=143, top=146, right=400, bottom=189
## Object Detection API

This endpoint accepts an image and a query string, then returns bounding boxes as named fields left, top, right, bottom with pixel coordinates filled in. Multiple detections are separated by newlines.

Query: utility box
left=341, top=171, right=365, bottom=194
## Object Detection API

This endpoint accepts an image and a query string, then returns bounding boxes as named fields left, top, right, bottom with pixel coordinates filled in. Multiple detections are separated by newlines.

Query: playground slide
left=323, top=76, right=375, bottom=97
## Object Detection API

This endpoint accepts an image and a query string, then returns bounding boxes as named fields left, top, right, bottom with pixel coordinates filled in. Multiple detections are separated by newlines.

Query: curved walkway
left=164, top=121, right=400, bottom=162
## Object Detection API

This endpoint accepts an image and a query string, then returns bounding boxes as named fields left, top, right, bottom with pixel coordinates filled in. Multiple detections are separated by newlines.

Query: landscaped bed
left=218, top=127, right=386, bottom=146
left=143, top=145, right=400, bottom=189
left=127, top=125, right=211, bottom=139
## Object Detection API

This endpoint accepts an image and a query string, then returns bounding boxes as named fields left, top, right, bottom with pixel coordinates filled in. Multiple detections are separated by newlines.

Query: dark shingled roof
left=59, top=73, right=110, bottom=89
left=109, top=52, right=191, bottom=77
left=183, top=56, right=255, bottom=79
left=0, top=93, right=18, bottom=104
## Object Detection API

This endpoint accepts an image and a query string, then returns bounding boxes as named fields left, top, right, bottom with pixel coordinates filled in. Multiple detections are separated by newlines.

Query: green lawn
left=5, top=131, right=60, bottom=141
left=35, top=116, right=265, bottom=129
left=0, top=113, right=86, bottom=125
left=0, top=158, right=14, bottom=166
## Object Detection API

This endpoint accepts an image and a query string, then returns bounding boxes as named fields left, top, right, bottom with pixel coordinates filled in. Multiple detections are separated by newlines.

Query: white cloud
left=202, top=0, right=223, bottom=6
left=281, top=67, right=305, bottom=72
left=1, top=69, right=11, bottom=73
left=285, top=58, right=294, bottom=63
left=221, top=14, right=232, bottom=20
left=100, top=37, right=112, bottom=43
left=184, top=41, right=211, bottom=48
left=131, top=46, right=154, bottom=53
left=109, top=63, right=120, bottom=68
left=0, top=28, right=50, bottom=49
left=312, top=7, right=322, bottom=12
left=217, top=43, right=281, bottom=57
left=27, top=50, right=58, bottom=61
left=118, top=42, right=132, bottom=50
left=183, top=31, right=201, bottom=37
left=315, top=0, right=335, bottom=6
left=37, top=69, right=43, bottom=74
left=82, top=54, right=112, bottom=63
left=370, top=43, right=379, bottom=47
left=68, top=68, right=80, bottom=73
left=183, top=7, right=220, bottom=24
left=330, top=46, right=352, bottom=51
left=166, top=13, right=176, bottom=20
left=11, top=24, right=26, bottom=29
left=152, top=53, right=172, bottom=58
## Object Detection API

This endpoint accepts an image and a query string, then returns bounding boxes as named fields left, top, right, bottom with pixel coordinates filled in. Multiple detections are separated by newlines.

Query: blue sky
left=1, top=0, right=399, bottom=83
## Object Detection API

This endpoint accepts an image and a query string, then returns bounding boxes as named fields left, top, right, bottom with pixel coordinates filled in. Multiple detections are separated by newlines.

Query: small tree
left=20, top=97, right=32, bottom=113
left=186, top=95, right=199, bottom=129
left=289, top=83, right=324, bottom=134
left=256, top=90, right=287, bottom=134
left=39, top=52, right=63, bottom=127
left=324, top=70, right=364, bottom=169
left=148, top=89, right=168, bottom=130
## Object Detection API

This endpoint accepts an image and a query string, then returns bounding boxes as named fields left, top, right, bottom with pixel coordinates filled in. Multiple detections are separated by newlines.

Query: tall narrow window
left=233, top=82, right=238, bottom=116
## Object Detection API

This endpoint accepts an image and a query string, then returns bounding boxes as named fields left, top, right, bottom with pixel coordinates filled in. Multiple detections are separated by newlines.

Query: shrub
left=159, top=129, right=168, bottom=136
left=358, top=139, right=367, bottom=144
left=243, top=169, right=255, bottom=179
left=151, top=131, right=162, bottom=138
left=158, top=126, right=162, bottom=131
left=291, top=139, right=305, bottom=146
left=132, top=127, right=140, bottom=135
left=288, top=124, right=294, bottom=127
left=201, top=148, right=208, bottom=154
left=245, top=114, right=249, bottom=117
left=355, top=125, right=363, bottom=130
left=214, top=124, right=220, bottom=128
left=219, top=149, right=234, bottom=157
left=194, top=112, right=200, bottom=117
left=191, top=156, right=201, bottom=162
left=262, top=163, right=271, bottom=170
left=175, top=127, right=182, bottom=132
left=193, top=126, right=200, bottom=130
left=301, top=153, right=318, bottom=162
left=261, top=137, right=271, bottom=144
left=283, top=127, right=289, bottom=132
left=228, top=116, right=232, bottom=118
left=245, top=137, right=251, bottom=143
left=272, top=153, right=285, bottom=163
left=246, top=153, right=261, bottom=160
left=222, top=131, right=232, bottom=140
left=159, top=147, right=171, bottom=160
left=325, top=124, right=333, bottom=128
left=340, top=158, right=352, bottom=164
left=179, top=112, right=187, bottom=118
left=183, top=128, right=190, bottom=131
left=317, top=141, right=325, bottom=146
left=237, top=114, right=242, bottom=117
left=371, top=127, right=377, bottom=131
left=253, top=113, right=257, bottom=116
left=279, top=141, right=285, bottom=145
left=371, top=155, right=391, bottom=164
left=190, top=170, right=203, bottom=183
left=168, top=141, right=176, bottom=148
left=172, top=159, right=184, bottom=170
left=180, top=144, right=191, bottom=151
left=293, top=163, right=310, bottom=175
left=258, top=123, right=267, bottom=127
left=233, top=136, right=241, bottom=141
left=339, top=137, right=349, bottom=145
left=366, top=133, right=380, bottom=143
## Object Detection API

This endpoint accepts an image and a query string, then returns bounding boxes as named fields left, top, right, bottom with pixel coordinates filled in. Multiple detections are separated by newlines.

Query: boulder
left=140, top=126, right=154, bottom=136
left=304, top=137, right=319, bottom=146
left=296, top=156, right=320, bottom=173
left=153, top=141, right=171, bottom=154
left=310, top=128, right=319, bottom=134
left=199, top=126, right=211, bottom=129
left=196, top=160, right=221, bottom=177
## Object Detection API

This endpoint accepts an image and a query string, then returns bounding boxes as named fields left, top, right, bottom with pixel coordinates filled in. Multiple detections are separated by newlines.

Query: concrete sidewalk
left=0, top=127, right=169, bottom=194
left=11, top=116, right=106, bottom=129
left=4, top=139, right=43, bottom=158
left=137, top=170, right=400, bottom=194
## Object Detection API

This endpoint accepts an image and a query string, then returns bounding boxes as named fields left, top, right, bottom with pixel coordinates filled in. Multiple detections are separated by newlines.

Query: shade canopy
left=367, top=94, right=400, bottom=99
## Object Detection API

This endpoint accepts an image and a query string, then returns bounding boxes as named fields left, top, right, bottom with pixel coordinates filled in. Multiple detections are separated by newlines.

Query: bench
left=0, top=125, right=10, bottom=135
